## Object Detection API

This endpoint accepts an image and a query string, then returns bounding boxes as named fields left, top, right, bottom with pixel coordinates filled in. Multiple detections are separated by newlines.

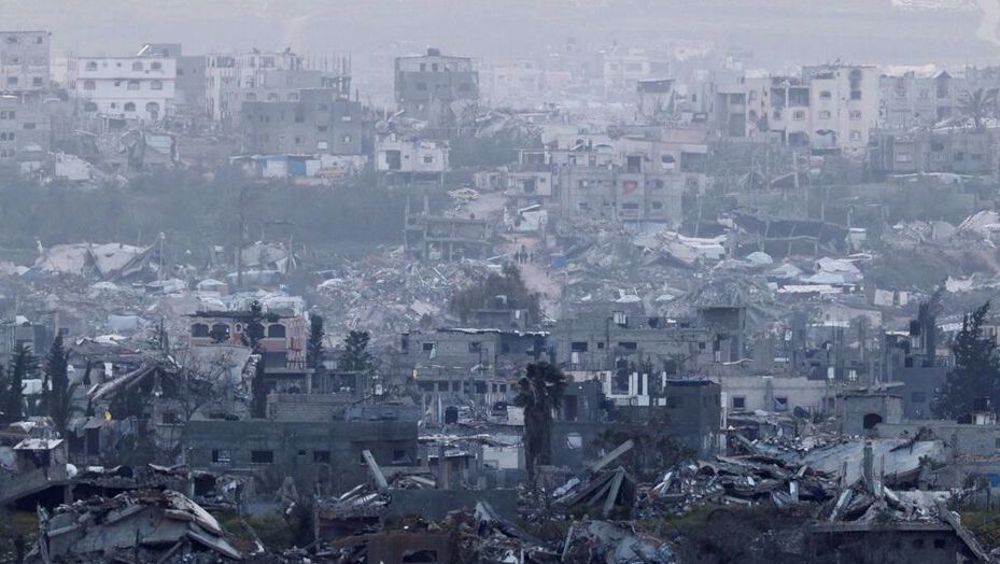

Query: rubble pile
left=29, top=489, right=242, bottom=563
left=311, top=251, right=500, bottom=341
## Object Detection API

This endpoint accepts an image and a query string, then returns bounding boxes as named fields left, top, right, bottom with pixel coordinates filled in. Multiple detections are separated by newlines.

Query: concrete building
left=0, top=95, right=50, bottom=168
left=241, top=88, right=363, bottom=155
left=547, top=128, right=703, bottom=228
left=185, top=418, right=418, bottom=494
left=714, top=65, right=880, bottom=154
left=399, top=328, right=547, bottom=407
left=0, top=31, right=50, bottom=94
left=869, top=128, right=1000, bottom=178
left=394, top=48, right=478, bottom=128
left=717, top=374, right=837, bottom=415
left=841, top=392, right=904, bottom=435
left=206, top=49, right=350, bottom=128
left=802, top=64, right=880, bottom=154
left=69, top=55, right=176, bottom=123
left=137, top=43, right=206, bottom=119
left=550, top=378, right=722, bottom=470
left=552, top=307, right=735, bottom=373
left=188, top=310, right=310, bottom=392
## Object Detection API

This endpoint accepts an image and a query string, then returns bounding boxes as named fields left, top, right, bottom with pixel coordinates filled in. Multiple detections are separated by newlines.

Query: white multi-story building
left=69, top=56, right=176, bottom=123
left=205, top=50, right=305, bottom=125
left=714, top=65, right=880, bottom=155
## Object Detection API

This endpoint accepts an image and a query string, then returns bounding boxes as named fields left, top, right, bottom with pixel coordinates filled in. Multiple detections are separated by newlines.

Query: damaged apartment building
left=714, top=64, right=879, bottom=154
left=206, top=48, right=351, bottom=128
left=394, top=47, right=479, bottom=130
left=530, top=125, right=709, bottom=230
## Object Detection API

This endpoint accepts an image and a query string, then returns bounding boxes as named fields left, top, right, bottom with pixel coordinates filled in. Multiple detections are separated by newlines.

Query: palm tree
left=959, top=88, right=999, bottom=129
left=514, top=362, right=567, bottom=482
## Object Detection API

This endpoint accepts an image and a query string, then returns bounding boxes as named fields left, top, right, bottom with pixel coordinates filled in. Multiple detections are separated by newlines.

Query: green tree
left=935, top=302, right=1000, bottom=419
left=1, top=345, right=37, bottom=423
left=43, top=334, right=77, bottom=436
left=342, top=330, right=373, bottom=374
left=307, top=314, right=325, bottom=371
left=514, top=362, right=566, bottom=482
left=244, top=301, right=269, bottom=418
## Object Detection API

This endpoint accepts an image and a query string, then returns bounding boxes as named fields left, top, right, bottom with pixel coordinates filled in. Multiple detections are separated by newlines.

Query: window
left=132, top=61, right=143, bottom=71
left=819, top=90, right=832, bottom=100
left=422, top=342, right=435, bottom=351
left=83, top=80, right=96, bottom=90
left=127, top=80, right=140, bottom=90
left=468, top=341, right=482, bottom=353
left=566, top=432, right=583, bottom=450
left=342, top=135, right=352, bottom=143
left=423, top=155, right=434, bottom=164
left=313, top=450, right=331, bottom=463
left=85, top=61, right=97, bottom=71
left=571, top=341, right=588, bottom=352
left=732, top=396, right=746, bottom=410
left=145, top=102, right=160, bottom=115
left=6, top=77, right=17, bottom=86
left=151, top=80, right=163, bottom=90
left=151, top=61, right=162, bottom=71
left=266, top=324, right=286, bottom=339
left=22, top=122, right=35, bottom=130
left=850, top=110, right=862, bottom=120
left=850, top=130, right=862, bottom=141
left=774, top=397, right=789, bottom=411
left=250, top=450, right=274, bottom=464
left=651, top=201, right=663, bottom=210
left=317, top=125, right=328, bottom=132
left=895, top=152, right=912, bottom=163
left=32, top=77, right=43, bottom=87
left=211, top=450, right=231, bottom=463
left=818, top=110, right=831, bottom=119
left=83, top=101, right=98, bottom=112
left=851, top=90, right=862, bottom=100
left=618, top=341, right=637, bottom=350
left=191, top=323, right=210, bottom=337
left=122, top=102, right=135, bottom=112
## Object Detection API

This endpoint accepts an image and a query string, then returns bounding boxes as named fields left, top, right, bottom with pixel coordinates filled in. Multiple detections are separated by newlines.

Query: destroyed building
left=394, top=48, right=479, bottom=129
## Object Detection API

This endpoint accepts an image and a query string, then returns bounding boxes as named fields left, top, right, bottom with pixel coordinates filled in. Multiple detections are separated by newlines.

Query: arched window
left=191, top=323, right=210, bottom=337
left=210, top=324, right=230, bottom=342
left=267, top=324, right=286, bottom=339
left=131, top=61, right=143, bottom=71
left=145, top=101, right=160, bottom=117
left=124, top=102, right=136, bottom=112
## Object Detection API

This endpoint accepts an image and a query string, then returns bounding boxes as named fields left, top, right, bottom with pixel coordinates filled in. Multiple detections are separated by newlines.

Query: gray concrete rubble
left=28, top=489, right=242, bottom=563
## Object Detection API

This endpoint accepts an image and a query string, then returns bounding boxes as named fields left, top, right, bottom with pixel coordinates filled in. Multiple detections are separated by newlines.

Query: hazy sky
left=3, top=0, right=997, bottom=68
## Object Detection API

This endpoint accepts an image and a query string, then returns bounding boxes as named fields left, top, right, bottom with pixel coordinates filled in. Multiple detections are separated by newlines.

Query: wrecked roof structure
left=30, top=489, right=242, bottom=563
